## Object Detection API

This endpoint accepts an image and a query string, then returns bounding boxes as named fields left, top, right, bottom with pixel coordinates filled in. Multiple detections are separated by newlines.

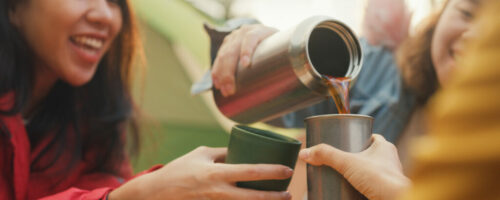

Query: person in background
left=300, top=0, right=500, bottom=199
left=0, top=0, right=293, bottom=199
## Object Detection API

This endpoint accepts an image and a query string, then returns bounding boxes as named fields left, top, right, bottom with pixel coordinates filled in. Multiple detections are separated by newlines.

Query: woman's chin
left=66, top=78, right=92, bottom=87
left=62, top=64, right=100, bottom=87
left=63, top=72, right=96, bottom=87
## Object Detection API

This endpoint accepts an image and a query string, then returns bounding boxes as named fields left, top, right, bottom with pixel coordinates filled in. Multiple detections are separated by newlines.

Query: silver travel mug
left=212, top=16, right=363, bottom=124
left=305, top=114, right=373, bottom=200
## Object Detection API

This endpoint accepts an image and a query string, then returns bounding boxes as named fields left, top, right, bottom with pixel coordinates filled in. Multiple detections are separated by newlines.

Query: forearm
left=107, top=174, right=150, bottom=200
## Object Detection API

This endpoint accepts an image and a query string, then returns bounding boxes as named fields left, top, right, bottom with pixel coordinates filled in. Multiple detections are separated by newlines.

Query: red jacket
left=0, top=94, right=159, bottom=200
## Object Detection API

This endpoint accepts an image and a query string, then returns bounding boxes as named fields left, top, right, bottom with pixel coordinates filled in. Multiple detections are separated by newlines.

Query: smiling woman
left=0, top=0, right=141, bottom=198
left=0, top=0, right=296, bottom=200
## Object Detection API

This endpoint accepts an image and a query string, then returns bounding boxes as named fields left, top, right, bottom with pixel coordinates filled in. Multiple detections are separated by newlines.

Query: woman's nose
left=86, top=0, right=114, bottom=27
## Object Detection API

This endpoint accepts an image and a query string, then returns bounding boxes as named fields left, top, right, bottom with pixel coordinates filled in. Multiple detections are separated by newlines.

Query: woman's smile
left=9, top=0, right=123, bottom=86
left=69, top=34, right=107, bottom=64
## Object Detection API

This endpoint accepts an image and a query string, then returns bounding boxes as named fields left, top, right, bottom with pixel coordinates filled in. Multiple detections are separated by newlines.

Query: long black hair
left=0, top=0, right=141, bottom=175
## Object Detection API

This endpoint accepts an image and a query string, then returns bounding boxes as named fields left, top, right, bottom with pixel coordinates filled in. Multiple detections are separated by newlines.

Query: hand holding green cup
left=225, top=125, right=302, bottom=191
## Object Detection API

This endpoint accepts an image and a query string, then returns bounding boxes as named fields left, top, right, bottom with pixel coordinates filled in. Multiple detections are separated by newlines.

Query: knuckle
left=316, top=144, right=330, bottom=155
left=308, top=145, right=323, bottom=160
left=370, top=134, right=384, bottom=147
left=246, top=28, right=262, bottom=38
left=196, top=145, right=209, bottom=152
left=239, top=24, right=252, bottom=32
left=386, top=141, right=398, bottom=152
left=205, top=168, right=221, bottom=181
left=217, top=54, right=230, bottom=64
left=220, top=73, right=235, bottom=83
left=373, top=134, right=386, bottom=142
left=222, top=34, right=233, bottom=44
left=211, top=68, right=219, bottom=78
left=217, top=50, right=231, bottom=59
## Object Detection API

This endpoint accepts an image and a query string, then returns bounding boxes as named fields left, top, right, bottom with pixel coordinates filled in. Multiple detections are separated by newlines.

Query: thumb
left=299, top=144, right=352, bottom=174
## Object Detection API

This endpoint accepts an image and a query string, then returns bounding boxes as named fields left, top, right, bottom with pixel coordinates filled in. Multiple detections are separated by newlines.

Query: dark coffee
left=321, top=75, right=351, bottom=114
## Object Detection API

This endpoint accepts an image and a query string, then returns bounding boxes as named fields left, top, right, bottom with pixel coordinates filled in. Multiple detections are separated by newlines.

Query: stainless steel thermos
left=211, top=16, right=363, bottom=124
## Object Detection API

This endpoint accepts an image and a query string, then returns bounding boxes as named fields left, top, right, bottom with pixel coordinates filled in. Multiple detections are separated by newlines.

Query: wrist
left=108, top=173, right=152, bottom=200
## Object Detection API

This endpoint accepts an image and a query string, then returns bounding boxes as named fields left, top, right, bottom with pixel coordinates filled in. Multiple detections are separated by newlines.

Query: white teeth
left=72, top=36, right=104, bottom=49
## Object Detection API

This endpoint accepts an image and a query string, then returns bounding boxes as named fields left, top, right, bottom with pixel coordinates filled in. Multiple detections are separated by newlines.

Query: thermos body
left=213, top=16, right=363, bottom=124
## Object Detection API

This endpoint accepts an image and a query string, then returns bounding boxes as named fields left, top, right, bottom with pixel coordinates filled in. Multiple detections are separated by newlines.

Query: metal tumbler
left=213, top=16, right=363, bottom=124
left=305, top=114, right=373, bottom=200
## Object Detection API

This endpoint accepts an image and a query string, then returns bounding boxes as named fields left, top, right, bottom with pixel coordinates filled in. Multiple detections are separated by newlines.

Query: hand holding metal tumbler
left=305, top=114, right=373, bottom=200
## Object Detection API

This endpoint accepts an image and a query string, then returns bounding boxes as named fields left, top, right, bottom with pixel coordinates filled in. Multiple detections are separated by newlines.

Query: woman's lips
left=69, top=35, right=106, bottom=64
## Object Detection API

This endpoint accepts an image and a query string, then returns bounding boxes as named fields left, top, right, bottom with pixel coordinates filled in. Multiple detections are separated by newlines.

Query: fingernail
left=281, top=192, right=291, bottom=200
left=284, top=167, right=293, bottom=176
left=240, top=55, right=250, bottom=67
left=299, top=149, right=310, bottom=160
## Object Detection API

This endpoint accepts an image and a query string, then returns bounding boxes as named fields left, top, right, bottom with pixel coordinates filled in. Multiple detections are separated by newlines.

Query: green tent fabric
left=130, top=0, right=229, bottom=172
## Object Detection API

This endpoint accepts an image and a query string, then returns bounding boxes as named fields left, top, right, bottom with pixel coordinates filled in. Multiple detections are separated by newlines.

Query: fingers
left=212, top=24, right=277, bottom=97
left=363, top=134, right=403, bottom=169
left=371, top=133, right=388, bottom=144
left=239, top=25, right=278, bottom=68
left=214, top=163, right=293, bottom=182
left=299, top=135, right=397, bottom=173
left=212, top=33, right=241, bottom=97
left=221, top=187, right=291, bottom=200
left=363, top=134, right=397, bottom=155
left=299, top=143, right=351, bottom=174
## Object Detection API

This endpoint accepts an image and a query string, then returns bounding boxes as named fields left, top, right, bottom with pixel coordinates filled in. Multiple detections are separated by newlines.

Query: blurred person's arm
left=400, top=1, right=500, bottom=199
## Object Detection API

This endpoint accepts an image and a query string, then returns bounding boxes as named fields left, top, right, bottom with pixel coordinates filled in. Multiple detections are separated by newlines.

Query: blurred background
left=130, top=0, right=443, bottom=172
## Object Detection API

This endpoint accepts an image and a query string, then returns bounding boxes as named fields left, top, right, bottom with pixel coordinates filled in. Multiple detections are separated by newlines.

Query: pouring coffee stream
left=321, top=75, right=351, bottom=114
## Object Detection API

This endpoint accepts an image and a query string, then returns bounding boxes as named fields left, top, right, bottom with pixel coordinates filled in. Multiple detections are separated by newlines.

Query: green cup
left=226, top=125, right=302, bottom=191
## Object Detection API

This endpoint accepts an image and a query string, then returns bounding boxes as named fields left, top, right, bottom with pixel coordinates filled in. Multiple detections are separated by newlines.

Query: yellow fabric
left=400, top=1, right=500, bottom=200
